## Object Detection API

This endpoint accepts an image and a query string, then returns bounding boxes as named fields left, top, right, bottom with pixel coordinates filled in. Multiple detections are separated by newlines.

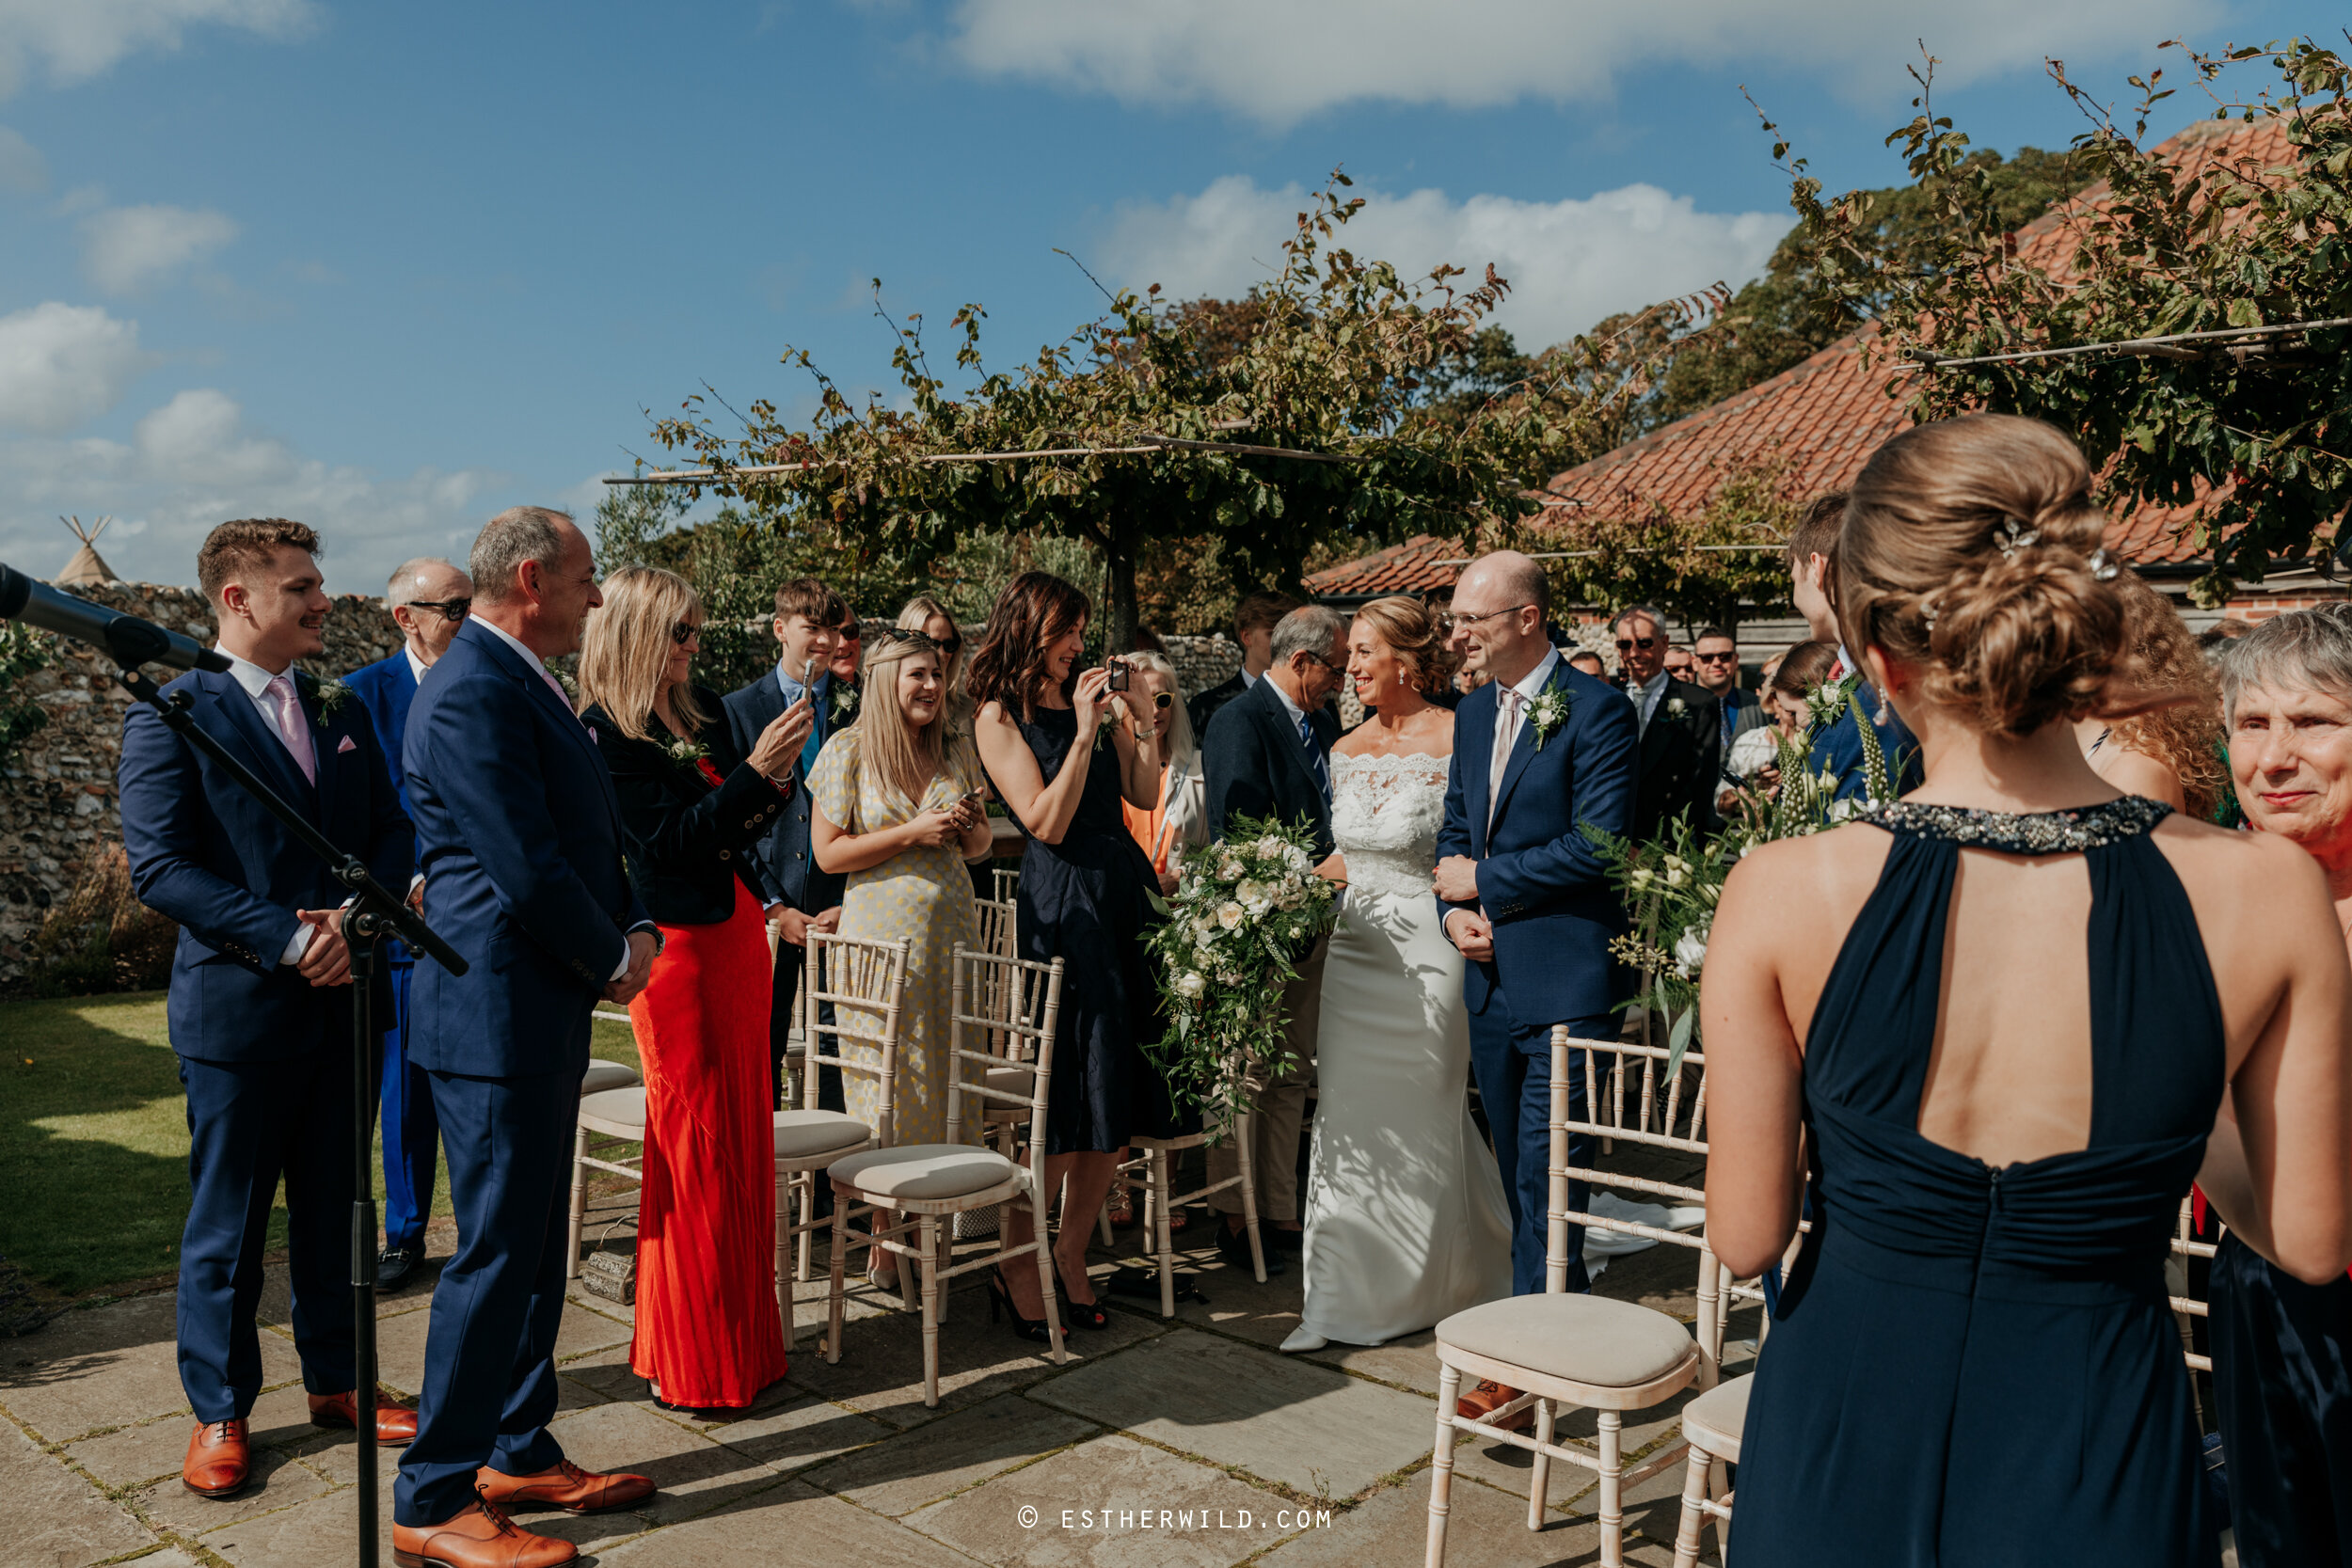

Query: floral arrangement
left=663, top=736, right=711, bottom=768
left=1526, top=687, right=1570, bottom=749
left=1145, top=814, right=1340, bottom=1133
left=830, top=682, right=859, bottom=724
left=305, top=675, right=352, bottom=727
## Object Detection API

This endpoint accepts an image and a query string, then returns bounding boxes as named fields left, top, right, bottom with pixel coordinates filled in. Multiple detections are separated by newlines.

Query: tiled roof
left=1305, top=533, right=1469, bottom=598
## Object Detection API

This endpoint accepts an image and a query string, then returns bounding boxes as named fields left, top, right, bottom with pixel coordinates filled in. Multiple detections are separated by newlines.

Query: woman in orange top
left=1117, top=653, right=1208, bottom=895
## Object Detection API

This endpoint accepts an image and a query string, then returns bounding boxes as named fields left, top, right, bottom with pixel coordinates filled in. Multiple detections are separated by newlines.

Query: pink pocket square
left=337, top=735, right=358, bottom=752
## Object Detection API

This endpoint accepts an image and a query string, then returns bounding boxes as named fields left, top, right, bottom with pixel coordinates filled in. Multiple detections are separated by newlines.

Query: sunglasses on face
left=837, top=625, right=863, bottom=641
left=671, top=621, right=702, bottom=647
left=1615, top=635, right=1659, bottom=652
left=405, top=597, right=471, bottom=622
left=1692, top=650, right=1737, bottom=664
left=1152, top=690, right=1173, bottom=710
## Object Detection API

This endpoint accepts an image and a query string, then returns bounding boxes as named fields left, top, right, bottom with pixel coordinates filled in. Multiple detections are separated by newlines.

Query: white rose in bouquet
left=1253, top=834, right=1283, bottom=859
left=1284, top=844, right=1311, bottom=873
left=1239, top=879, right=1273, bottom=916
left=1216, top=901, right=1246, bottom=929
left=1218, top=855, right=1246, bottom=881
left=1674, top=925, right=1709, bottom=979
left=1175, top=972, right=1206, bottom=999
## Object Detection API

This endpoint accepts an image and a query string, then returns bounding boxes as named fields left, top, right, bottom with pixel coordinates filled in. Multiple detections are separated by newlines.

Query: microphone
left=0, top=562, right=230, bottom=674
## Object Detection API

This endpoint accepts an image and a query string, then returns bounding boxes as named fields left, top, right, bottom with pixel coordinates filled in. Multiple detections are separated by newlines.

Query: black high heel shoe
left=987, top=1267, right=1059, bottom=1344
left=1055, top=1259, right=1110, bottom=1330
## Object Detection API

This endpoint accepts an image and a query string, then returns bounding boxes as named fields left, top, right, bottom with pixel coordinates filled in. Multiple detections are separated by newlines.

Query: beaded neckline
left=1862, top=796, right=2171, bottom=853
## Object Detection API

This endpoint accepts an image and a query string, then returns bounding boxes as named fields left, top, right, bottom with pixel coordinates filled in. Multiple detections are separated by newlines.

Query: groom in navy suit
left=118, top=517, right=418, bottom=1500
left=342, top=554, right=473, bottom=1293
left=1434, top=550, right=1636, bottom=1429
left=393, top=507, right=657, bottom=1567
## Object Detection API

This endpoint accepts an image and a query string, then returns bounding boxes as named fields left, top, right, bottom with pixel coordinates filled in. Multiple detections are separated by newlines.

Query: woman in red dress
left=580, top=566, right=809, bottom=1409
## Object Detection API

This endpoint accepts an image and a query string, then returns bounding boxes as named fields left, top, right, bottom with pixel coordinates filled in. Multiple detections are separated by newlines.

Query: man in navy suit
left=1200, top=604, right=1348, bottom=1270
left=722, top=576, right=838, bottom=1112
left=343, top=556, right=473, bottom=1292
left=1788, top=492, right=1923, bottom=801
left=118, top=517, right=419, bottom=1501
left=1432, top=550, right=1637, bottom=1429
left=392, top=507, right=656, bottom=1567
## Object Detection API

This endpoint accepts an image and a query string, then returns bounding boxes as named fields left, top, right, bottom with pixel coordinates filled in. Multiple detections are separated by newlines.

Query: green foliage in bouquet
left=1146, top=814, right=1341, bottom=1134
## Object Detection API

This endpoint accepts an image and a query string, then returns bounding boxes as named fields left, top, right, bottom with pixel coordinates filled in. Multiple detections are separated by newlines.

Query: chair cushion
left=829, top=1143, right=1021, bottom=1201
left=580, top=1060, right=641, bottom=1097
left=1437, top=1293, right=1694, bottom=1388
left=774, top=1110, right=872, bottom=1160
left=979, top=1064, right=1035, bottom=1117
left=1682, top=1372, right=1751, bottom=1463
left=578, top=1086, right=646, bottom=1134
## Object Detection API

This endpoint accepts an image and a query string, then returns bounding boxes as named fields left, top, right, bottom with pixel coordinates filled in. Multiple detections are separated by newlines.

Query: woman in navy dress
left=970, top=573, right=1184, bottom=1335
left=1703, top=414, right=2352, bottom=1565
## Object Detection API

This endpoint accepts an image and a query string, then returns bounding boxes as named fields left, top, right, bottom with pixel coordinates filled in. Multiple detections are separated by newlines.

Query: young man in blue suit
left=393, top=507, right=657, bottom=1568
left=342, top=555, right=473, bottom=1293
left=1432, top=550, right=1637, bottom=1432
left=118, top=517, right=420, bottom=1501
left=1788, top=492, right=1923, bottom=801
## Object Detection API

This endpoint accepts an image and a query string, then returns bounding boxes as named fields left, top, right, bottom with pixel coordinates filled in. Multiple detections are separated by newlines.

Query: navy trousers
left=378, top=952, right=440, bottom=1252
left=177, top=1041, right=357, bottom=1420
left=1465, top=990, right=1604, bottom=1298
left=394, top=1068, right=579, bottom=1527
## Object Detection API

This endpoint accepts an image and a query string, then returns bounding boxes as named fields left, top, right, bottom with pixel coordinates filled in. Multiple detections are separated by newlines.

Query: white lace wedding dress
left=1297, top=752, right=1513, bottom=1346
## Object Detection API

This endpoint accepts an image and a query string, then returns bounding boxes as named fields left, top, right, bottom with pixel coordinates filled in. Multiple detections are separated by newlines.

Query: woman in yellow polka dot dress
left=809, top=626, right=994, bottom=1282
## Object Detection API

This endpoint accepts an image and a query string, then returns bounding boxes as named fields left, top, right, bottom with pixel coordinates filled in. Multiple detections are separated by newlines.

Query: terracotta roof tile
left=1304, top=533, right=1470, bottom=598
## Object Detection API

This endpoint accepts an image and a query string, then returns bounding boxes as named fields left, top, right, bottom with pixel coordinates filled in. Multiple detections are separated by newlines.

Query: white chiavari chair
left=992, top=866, right=1022, bottom=906
left=821, top=947, right=1070, bottom=1406
left=1424, top=1030, right=1714, bottom=1568
left=771, top=930, right=911, bottom=1342
left=1121, top=1085, right=1269, bottom=1314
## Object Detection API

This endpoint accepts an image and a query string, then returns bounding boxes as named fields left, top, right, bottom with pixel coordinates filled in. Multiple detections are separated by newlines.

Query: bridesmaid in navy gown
left=1702, top=415, right=2352, bottom=1566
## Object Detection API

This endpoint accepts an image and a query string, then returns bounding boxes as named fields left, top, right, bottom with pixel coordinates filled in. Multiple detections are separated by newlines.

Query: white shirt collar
left=405, top=647, right=430, bottom=684
left=472, top=615, right=548, bottom=676
left=1241, top=667, right=1262, bottom=689
left=220, top=651, right=291, bottom=700
left=1506, top=646, right=1561, bottom=705
left=1265, top=673, right=1308, bottom=730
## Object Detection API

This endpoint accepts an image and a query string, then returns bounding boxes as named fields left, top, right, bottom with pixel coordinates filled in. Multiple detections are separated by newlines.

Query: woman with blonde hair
left=580, top=565, right=803, bottom=1409
left=1116, top=650, right=1208, bottom=895
left=1704, top=414, right=2352, bottom=1564
left=808, top=625, right=994, bottom=1286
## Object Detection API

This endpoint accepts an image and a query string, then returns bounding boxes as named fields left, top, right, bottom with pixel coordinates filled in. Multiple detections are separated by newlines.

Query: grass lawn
left=0, top=991, right=643, bottom=1299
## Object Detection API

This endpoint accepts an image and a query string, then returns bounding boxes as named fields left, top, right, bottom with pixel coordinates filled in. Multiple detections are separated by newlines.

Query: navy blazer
left=1435, top=658, right=1637, bottom=1026
left=119, top=666, right=413, bottom=1063
left=1201, top=675, right=1341, bottom=858
left=722, top=668, right=845, bottom=918
left=1807, top=680, right=1923, bottom=802
left=402, top=619, right=649, bottom=1078
left=342, top=653, right=418, bottom=815
left=588, top=687, right=784, bottom=927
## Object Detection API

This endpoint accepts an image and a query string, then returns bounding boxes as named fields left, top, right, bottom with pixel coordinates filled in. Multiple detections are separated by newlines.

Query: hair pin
left=2088, top=546, right=2121, bottom=581
left=1996, top=518, right=2041, bottom=561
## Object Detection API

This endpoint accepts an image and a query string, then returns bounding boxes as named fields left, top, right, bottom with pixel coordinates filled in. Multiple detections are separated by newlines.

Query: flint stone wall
left=0, top=580, right=399, bottom=989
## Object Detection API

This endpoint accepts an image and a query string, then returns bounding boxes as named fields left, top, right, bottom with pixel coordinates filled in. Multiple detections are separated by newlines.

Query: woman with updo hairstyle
left=1703, top=413, right=2352, bottom=1566
left=2074, top=573, right=2234, bottom=821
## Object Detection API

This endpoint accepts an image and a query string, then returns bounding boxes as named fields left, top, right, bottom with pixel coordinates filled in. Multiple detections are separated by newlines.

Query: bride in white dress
left=1283, top=596, right=1513, bottom=1353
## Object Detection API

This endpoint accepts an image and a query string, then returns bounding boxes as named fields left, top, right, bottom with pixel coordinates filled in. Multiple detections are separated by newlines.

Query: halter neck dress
left=1732, top=797, right=2223, bottom=1567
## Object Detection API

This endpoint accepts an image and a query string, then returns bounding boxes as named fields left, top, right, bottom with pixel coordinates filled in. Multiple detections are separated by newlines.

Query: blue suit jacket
left=722, top=668, right=845, bottom=917
left=343, top=653, right=418, bottom=816
left=119, top=667, right=413, bottom=1063
left=402, top=619, right=649, bottom=1078
left=1807, top=680, right=1923, bottom=802
left=1435, top=660, right=1637, bottom=1025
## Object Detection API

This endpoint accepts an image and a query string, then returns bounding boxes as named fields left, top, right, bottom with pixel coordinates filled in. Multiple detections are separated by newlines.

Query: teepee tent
left=56, top=516, right=117, bottom=587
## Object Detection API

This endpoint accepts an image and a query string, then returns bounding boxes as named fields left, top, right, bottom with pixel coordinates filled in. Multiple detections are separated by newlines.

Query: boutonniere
left=1804, top=673, right=1858, bottom=727
left=303, top=674, right=352, bottom=729
left=555, top=670, right=580, bottom=703
left=1665, top=695, right=1688, bottom=719
left=663, top=736, right=710, bottom=768
left=1526, top=687, right=1570, bottom=751
left=830, top=683, right=858, bottom=723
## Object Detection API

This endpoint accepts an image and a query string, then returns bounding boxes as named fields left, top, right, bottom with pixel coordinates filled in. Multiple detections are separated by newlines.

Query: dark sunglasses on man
left=404, top=596, right=471, bottom=623
left=1615, top=634, right=1659, bottom=652
left=1692, top=649, right=1738, bottom=664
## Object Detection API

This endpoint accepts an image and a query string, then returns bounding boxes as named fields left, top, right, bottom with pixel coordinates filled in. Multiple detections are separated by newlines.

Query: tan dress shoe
left=309, top=1389, right=421, bottom=1444
left=1455, top=1378, right=1535, bottom=1433
left=474, top=1458, right=655, bottom=1515
left=392, top=1498, right=577, bottom=1568
left=182, top=1418, right=251, bottom=1497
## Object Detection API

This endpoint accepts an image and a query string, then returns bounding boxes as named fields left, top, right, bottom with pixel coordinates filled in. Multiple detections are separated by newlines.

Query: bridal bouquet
left=1145, top=814, right=1340, bottom=1134
left=1591, top=687, right=1895, bottom=1069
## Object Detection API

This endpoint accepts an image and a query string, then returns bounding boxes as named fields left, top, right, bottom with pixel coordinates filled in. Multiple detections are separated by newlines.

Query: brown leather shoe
left=182, top=1418, right=250, bottom=1497
left=474, top=1458, right=655, bottom=1515
left=391, top=1498, right=578, bottom=1568
left=1455, top=1378, right=1535, bottom=1433
left=309, top=1389, right=421, bottom=1444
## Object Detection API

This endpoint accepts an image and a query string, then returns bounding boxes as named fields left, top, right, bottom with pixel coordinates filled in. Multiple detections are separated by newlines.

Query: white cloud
left=0, top=387, right=504, bottom=593
left=79, top=203, right=239, bottom=293
left=0, top=302, right=153, bottom=435
left=944, top=0, right=2216, bottom=124
left=0, top=124, right=41, bottom=192
left=0, top=0, right=312, bottom=98
left=1099, top=176, right=1789, bottom=349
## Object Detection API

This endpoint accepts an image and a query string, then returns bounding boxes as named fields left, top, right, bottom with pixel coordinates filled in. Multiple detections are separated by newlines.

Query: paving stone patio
left=0, top=1182, right=1739, bottom=1568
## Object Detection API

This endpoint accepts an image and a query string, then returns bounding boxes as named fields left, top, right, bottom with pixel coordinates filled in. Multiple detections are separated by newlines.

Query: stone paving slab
left=130, top=1438, right=338, bottom=1536
left=1256, top=1465, right=1678, bottom=1568
left=680, top=1377, right=895, bottom=1473
left=0, top=1418, right=160, bottom=1568
left=1028, top=1329, right=1434, bottom=1500
left=368, top=1291, right=633, bottom=1399
left=902, top=1432, right=1303, bottom=1568
left=596, top=1477, right=977, bottom=1567
left=0, top=1291, right=299, bottom=1443
left=534, top=1399, right=790, bottom=1526
left=1303, top=1328, right=1443, bottom=1395
left=803, top=1392, right=1096, bottom=1516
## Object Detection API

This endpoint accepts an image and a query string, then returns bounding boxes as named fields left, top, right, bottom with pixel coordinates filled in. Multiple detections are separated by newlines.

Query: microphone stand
left=115, top=664, right=466, bottom=1568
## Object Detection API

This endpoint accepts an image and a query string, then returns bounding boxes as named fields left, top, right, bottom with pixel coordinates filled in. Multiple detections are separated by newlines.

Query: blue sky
left=0, top=0, right=2338, bottom=593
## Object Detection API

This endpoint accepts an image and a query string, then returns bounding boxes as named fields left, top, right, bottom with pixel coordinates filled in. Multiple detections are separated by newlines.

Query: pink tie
left=265, top=675, right=317, bottom=784
left=1486, top=688, right=1520, bottom=833
left=540, top=670, right=575, bottom=716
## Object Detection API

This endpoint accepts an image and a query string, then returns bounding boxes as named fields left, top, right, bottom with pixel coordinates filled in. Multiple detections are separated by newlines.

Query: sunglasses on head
left=874, top=626, right=942, bottom=653
left=1615, top=635, right=1658, bottom=651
